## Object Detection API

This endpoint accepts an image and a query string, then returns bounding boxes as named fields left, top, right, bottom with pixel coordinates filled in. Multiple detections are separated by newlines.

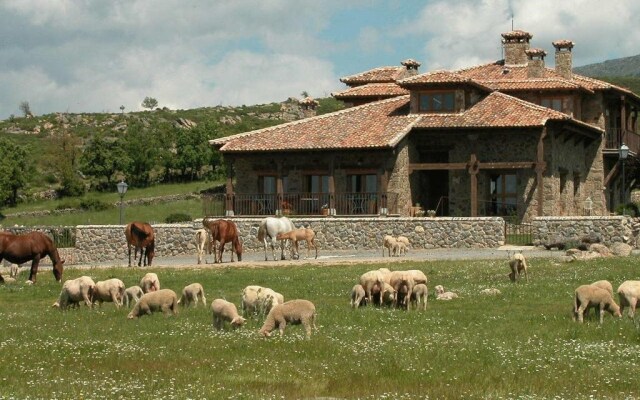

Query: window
left=347, top=174, right=377, bottom=193
left=419, top=92, right=455, bottom=112
left=490, top=174, right=517, bottom=216
left=305, top=174, right=329, bottom=193
left=541, top=97, right=563, bottom=112
left=258, top=175, right=288, bottom=194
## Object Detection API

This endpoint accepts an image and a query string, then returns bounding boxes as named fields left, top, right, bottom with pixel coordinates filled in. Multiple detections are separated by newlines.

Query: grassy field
left=2, top=256, right=640, bottom=399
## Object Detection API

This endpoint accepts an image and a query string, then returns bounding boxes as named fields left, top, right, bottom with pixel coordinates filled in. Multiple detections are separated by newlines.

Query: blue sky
left=1, top=0, right=639, bottom=119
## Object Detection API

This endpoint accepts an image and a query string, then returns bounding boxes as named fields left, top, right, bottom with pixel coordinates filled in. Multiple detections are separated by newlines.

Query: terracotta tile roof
left=397, top=70, right=493, bottom=91
left=332, top=83, right=409, bottom=99
left=482, top=78, right=583, bottom=91
left=340, top=66, right=405, bottom=85
left=210, top=96, right=418, bottom=152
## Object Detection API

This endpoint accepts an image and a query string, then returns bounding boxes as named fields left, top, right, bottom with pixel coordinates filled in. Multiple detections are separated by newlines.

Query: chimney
left=399, top=58, right=421, bottom=79
left=299, top=96, right=319, bottom=118
left=501, top=30, right=532, bottom=66
left=553, top=40, right=574, bottom=79
left=525, top=48, right=547, bottom=78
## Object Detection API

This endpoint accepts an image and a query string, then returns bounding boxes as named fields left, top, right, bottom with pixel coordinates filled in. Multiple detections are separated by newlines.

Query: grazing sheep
left=396, top=236, right=410, bottom=255
left=435, top=285, right=458, bottom=300
left=139, top=272, right=160, bottom=293
left=405, top=269, right=427, bottom=285
left=258, top=287, right=284, bottom=315
left=211, top=298, right=246, bottom=330
left=178, top=283, right=207, bottom=307
left=241, top=285, right=284, bottom=317
left=480, top=288, right=502, bottom=296
left=194, top=228, right=212, bottom=264
left=389, top=270, right=415, bottom=308
left=573, top=284, right=621, bottom=323
left=52, top=276, right=96, bottom=310
left=259, top=299, right=316, bottom=339
left=276, top=228, right=319, bottom=259
left=508, top=252, right=529, bottom=282
left=410, top=283, right=428, bottom=310
left=91, top=278, right=126, bottom=309
left=591, top=280, right=613, bottom=296
left=350, top=284, right=366, bottom=308
left=382, top=235, right=399, bottom=257
left=241, top=285, right=263, bottom=316
left=124, top=285, right=144, bottom=307
left=617, top=280, right=640, bottom=318
left=359, top=270, right=386, bottom=306
left=127, top=289, right=178, bottom=319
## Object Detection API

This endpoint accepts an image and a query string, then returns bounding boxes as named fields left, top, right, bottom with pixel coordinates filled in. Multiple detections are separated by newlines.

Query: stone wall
left=532, top=216, right=634, bottom=246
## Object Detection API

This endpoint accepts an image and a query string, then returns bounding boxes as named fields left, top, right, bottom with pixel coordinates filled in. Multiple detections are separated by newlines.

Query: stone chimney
left=399, top=58, right=421, bottom=79
left=299, top=96, right=319, bottom=118
left=501, top=30, right=532, bottom=66
left=525, top=48, right=547, bottom=78
left=553, top=40, right=574, bottom=79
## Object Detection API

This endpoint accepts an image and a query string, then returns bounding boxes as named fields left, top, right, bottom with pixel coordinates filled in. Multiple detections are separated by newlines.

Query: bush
left=615, top=202, right=639, bottom=217
left=79, top=198, right=111, bottom=211
left=165, top=212, right=192, bottom=223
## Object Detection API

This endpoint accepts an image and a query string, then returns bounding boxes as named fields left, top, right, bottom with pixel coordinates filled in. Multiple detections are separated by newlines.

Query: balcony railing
left=605, top=128, right=640, bottom=155
left=202, top=192, right=398, bottom=217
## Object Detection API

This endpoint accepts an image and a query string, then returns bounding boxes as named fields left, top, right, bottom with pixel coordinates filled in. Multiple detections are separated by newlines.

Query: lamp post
left=117, top=180, right=128, bottom=224
left=619, top=143, right=629, bottom=216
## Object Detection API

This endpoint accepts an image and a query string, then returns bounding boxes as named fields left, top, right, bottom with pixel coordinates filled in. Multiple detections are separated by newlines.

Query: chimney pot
left=553, top=40, right=574, bottom=79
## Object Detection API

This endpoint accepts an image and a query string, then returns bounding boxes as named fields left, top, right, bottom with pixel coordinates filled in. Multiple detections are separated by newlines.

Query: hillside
left=574, top=54, right=640, bottom=77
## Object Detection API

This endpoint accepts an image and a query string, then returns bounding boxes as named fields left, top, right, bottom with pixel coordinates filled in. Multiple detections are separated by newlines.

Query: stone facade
left=532, top=216, right=633, bottom=246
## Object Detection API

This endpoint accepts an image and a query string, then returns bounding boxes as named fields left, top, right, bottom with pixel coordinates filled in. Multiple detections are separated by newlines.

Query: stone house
left=210, top=30, right=640, bottom=221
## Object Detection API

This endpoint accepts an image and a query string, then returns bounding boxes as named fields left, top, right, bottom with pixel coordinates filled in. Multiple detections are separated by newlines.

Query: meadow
left=2, top=256, right=640, bottom=399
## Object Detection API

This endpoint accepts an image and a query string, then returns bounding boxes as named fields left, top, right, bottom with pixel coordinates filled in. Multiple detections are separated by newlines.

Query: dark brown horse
left=0, top=231, right=64, bottom=284
left=124, top=222, right=155, bottom=267
left=202, top=217, right=242, bottom=263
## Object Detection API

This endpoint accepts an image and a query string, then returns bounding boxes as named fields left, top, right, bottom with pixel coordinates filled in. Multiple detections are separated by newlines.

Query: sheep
left=382, top=235, right=399, bottom=257
left=389, top=270, right=415, bottom=308
left=350, top=284, right=366, bottom=308
left=52, top=276, right=96, bottom=310
left=396, top=236, right=410, bottom=255
left=241, top=285, right=284, bottom=317
left=124, top=285, right=144, bottom=307
left=617, top=280, right=640, bottom=318
left=480, top=288, right=502, bottom=296
left=405, top=269, right=427, bottom=285
left=410, top=283, right=428, bottom=310
left=435, top=285, right=458, bottom=300
left=241, top=285, right=263, bottom=316
left=359, top=270, right=386, bottom=306
left=178, top=283, right=207, bottom=307
left=9, top=263, right=18, bottom=278
left=396, top=242, right=408, bottom=257
left=508, top=252, right=529, bottom=282
left=259, top=299, right=316, bottom=339
left=573, top=284, right=621, bottom=323
left=258, top=287, right=284, bottom=315
left=140, top=272, right=160, bottom=293
left=379, top=283, right=396, bottom=307
left=275, top=227, right=318, bottom=259
left=211, top=298, right=246, bottom=330
left=91, top=278, right=126, bottom=309
left=195, top=228, right=212, bottom=264
left=127, top=289, right=178, bottom=319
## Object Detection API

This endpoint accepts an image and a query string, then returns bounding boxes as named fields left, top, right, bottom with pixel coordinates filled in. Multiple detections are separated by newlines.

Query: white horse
left=257, top=216, right=295, bottom=261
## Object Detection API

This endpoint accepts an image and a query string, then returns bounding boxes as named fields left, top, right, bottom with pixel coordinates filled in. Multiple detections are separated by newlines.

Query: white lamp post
left=117, top=180, right=128, bottom=224
left=619, top=143, right=629, bottom=215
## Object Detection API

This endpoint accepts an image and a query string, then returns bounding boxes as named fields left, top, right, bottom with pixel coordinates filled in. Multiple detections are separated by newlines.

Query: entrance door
left=422, top=170, right=448, bottom=215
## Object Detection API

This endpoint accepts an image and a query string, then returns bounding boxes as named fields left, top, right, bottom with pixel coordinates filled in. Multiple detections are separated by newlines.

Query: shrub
left=615, top=202, right=639, bottom=217
left=165, top=212, right=192, bottom=223
left=79, top=198, right=111, bottom=211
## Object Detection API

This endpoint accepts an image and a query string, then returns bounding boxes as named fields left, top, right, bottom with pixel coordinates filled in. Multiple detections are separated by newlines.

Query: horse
left=124, top=222, right=155, bottom=267
left=0, top=231, right=64, bottom=284
left=202, top=217, right=242, bottom=263
left=257, top=216, right=295, bottom=261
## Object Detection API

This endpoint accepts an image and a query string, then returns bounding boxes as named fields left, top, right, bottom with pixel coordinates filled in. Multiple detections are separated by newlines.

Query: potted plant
left=321, top=204, right=329, bottom=216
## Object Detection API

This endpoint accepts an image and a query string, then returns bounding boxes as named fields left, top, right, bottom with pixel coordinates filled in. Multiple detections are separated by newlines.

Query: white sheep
left=405, top=269, right=427, bottom=285
left=241, top=285, right=263, bottom=316
left=591, top=280, right=613, bottom=296
left=195, top=228, right=212, bottom=264
left=573, top=284, right=621, bottom=323
left=350, top=284, right=366, bottom=308
left=9, top=263, right=19, bottom=278
left=140, top=272, right=160, bottom=293
left=359, top=270, right=386, bottom=306
left=410, top=283, right=428, bottom=310
left=382, top=235, right=399, bottom=257
left=617, top=280, right=640, bottom=318
left=124, top=285, right=144, bottom=307
left=259, top=299, right=317, bottom=339
left=91, top=278, right=126, bottom=309
left=435, top=285, right=458, bottom=300
left=241, top=285, right=284, bottom=317
left=258, top=287, right=284, bottom=315
left=396, top=236, right=410, bottom=255
left=389, top=270, right=415, bottom=308
left=127, top=289, right=178, bottom=319
left=52, top=276, right=96, bottom=310
left=508, top=252, right=529, bottom=282
left=211, top=298, right=246, bottom=330
left=178, top=283, right=207, bottom=307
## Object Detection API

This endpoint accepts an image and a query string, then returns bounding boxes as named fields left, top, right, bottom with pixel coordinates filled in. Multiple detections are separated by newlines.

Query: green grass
left=2, top=257, right=640, bottom=399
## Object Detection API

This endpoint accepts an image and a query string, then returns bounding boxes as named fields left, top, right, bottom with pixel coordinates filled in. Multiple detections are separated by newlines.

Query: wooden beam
left=536, top=128, right=547, bottom=216
left=604, top=161, right=620, bottom=187
left=409, top=162, right=467, bottom=172
left=468, top=153, right=479, bottom=217
left=409, top=161, right=535, bottom=172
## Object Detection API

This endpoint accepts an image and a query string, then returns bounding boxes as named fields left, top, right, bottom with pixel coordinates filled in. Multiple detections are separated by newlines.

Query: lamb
left=396, top=236, right=410, bottom=255
left=382, top=235, right=399, bottom=257
left=241, top=285, right=284, bottom=317
left=211, top=298, right=246, bottom=330
left=9, top=263, right=18, bottom=278
left=127, top=289, right=178, bottom=319
left=508, top=252, right=529, bottom=282
left=359, top=270, right=386, bottom=306
left=617, top=280, right=640, bottom=318
left=573, top=284, right=621, bottom=323
left=123, top=285, right=144, bottom=307
left=194, top=228, right=212, bottom=264
left=435, top=285, right=458, bottom=300
left=52, top=276, right=96, bottom=310
left=139, top=272, right=160, bottom=293
left=388, top=270, right=415, bottom=308
left=259, top=299, right=316, bottom=339
left=91, top=278, right=126, bottom=308
left=275, top=227, right=319, bottom=259
left=350, top=284, right=366, bottom=308
left=410, top=283, right=428, bottom=310
left=591, top=280, right=614, bottom=296
left=178, top=283, right=207, bottom=307
left=379, top=283, right=396, bottom=307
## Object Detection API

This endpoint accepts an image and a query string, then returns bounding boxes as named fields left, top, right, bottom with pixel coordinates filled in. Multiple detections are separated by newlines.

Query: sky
left=1, top=0, right=640, bottom=119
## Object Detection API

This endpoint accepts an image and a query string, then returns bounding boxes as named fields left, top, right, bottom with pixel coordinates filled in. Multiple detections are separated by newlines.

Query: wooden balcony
left=604, top=128, right=640, bottom=156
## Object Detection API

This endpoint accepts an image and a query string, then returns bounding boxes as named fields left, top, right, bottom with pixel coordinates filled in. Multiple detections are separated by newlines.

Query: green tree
left=43, top=132, right=85, bottom=197
left=80, top=133, right=128, bottom=191
left=19, top=100, right=32, bottom=117
left=0, top=138, right=32, bottom=207
left=163, top=121, right=221, bottom=182
left=120, top=122, right=161, bottom=187
left=141, top=96, right=159, bottom=110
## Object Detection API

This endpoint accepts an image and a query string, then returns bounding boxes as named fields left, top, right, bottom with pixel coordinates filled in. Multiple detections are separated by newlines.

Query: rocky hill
left=574, top=54, right=640, bottom=77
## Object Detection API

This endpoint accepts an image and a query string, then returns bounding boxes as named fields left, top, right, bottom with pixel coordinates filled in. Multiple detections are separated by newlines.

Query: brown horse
left=0, top=231, right=64, bottom=284
left=202, top=217, right=242, bottom=263
left=124, top=222, right=155, bottom=267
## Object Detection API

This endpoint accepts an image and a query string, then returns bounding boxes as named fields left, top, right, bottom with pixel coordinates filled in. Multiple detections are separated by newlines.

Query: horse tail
left=257, top=221, right=267, bottom=242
